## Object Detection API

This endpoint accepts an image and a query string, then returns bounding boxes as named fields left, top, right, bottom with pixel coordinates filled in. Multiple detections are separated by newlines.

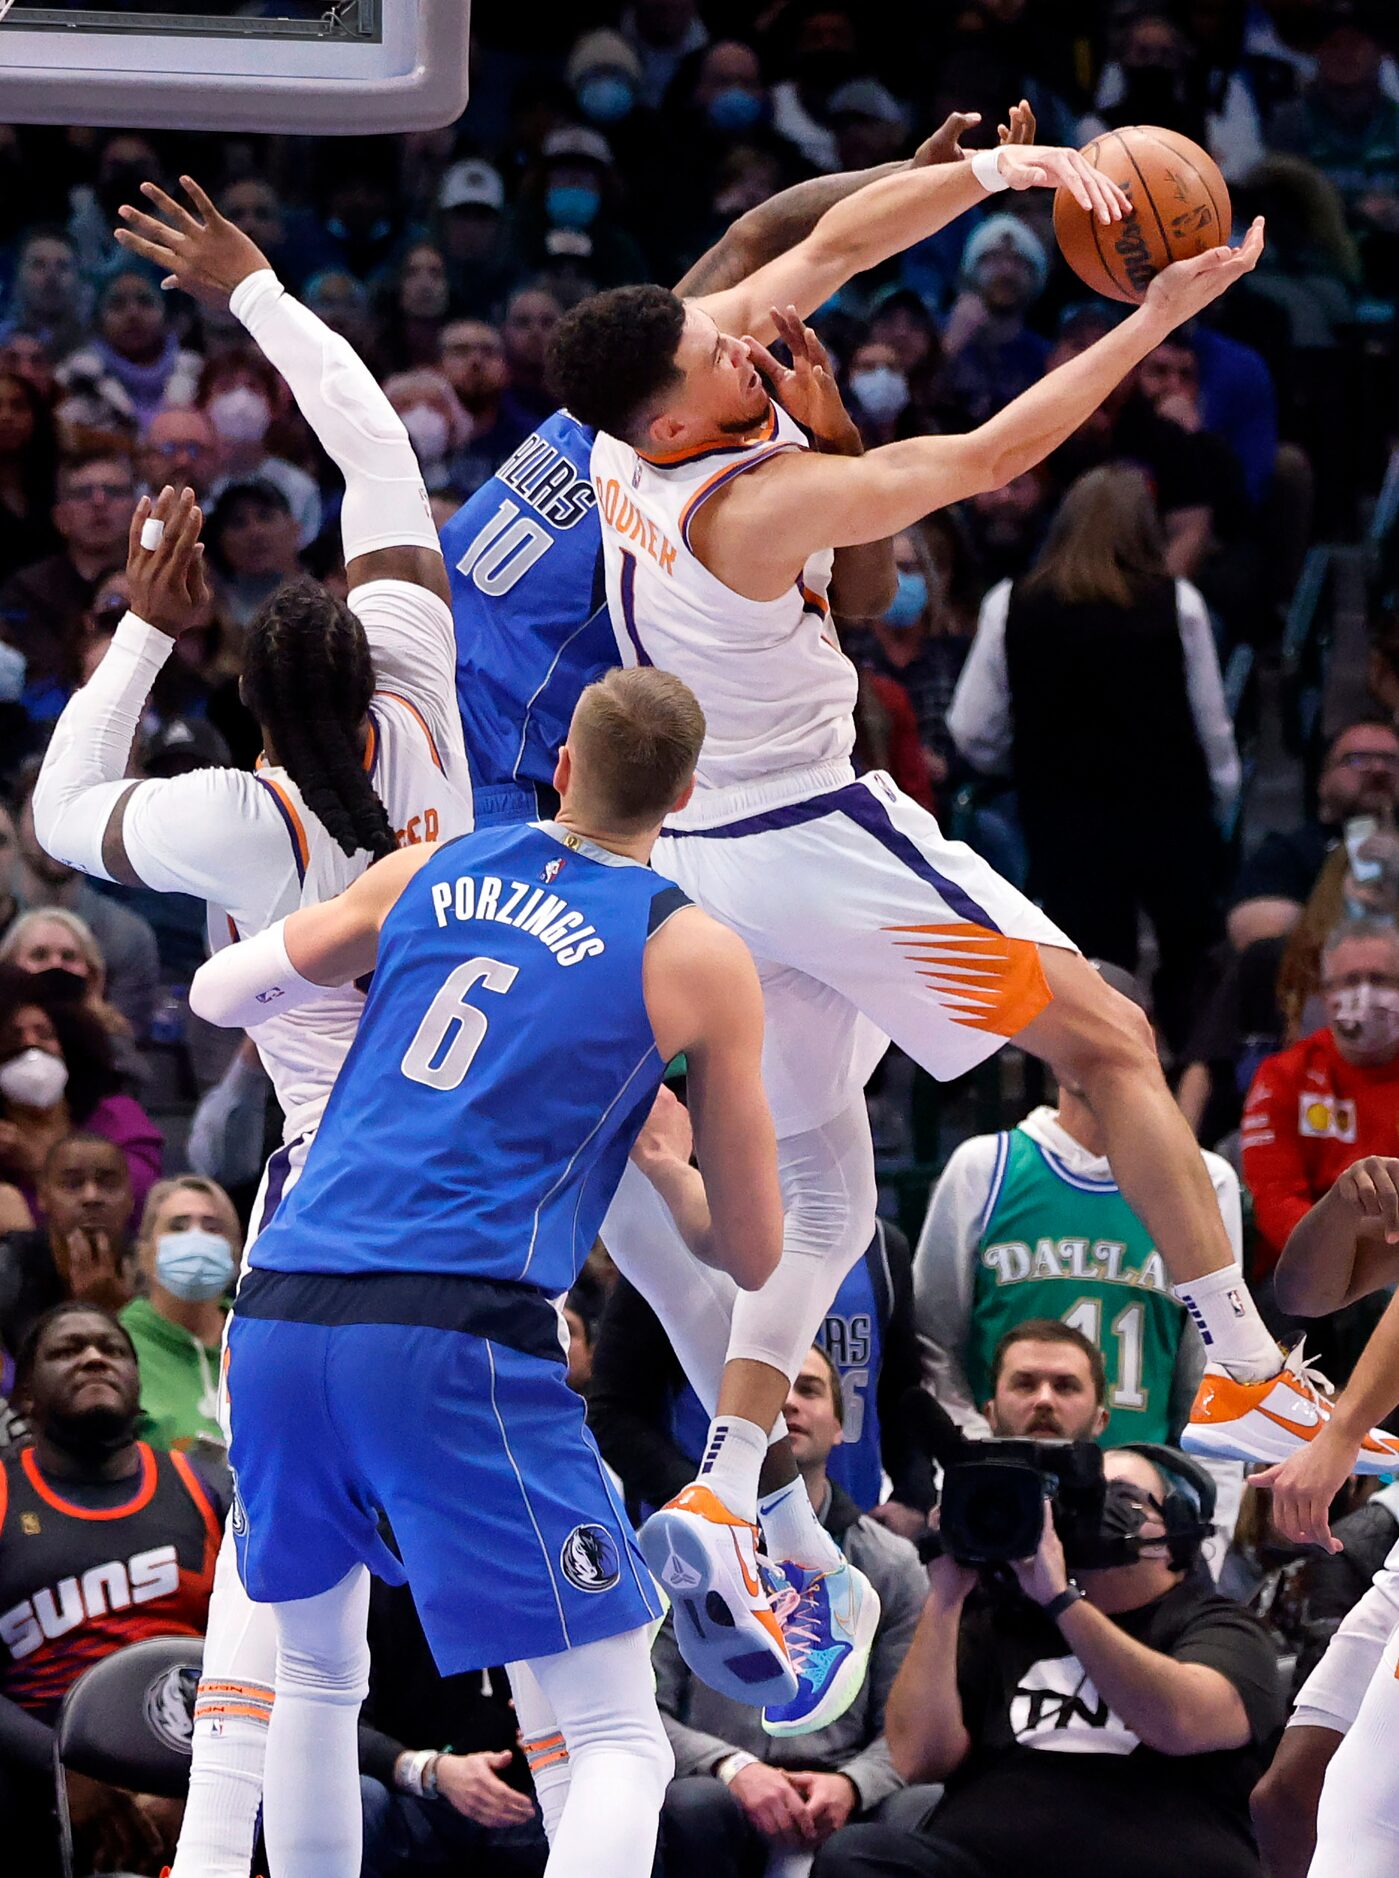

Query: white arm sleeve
left=946, top=580, right=1014, bottom=777
left=31, top=612, right=173, bottom=883
left=913, top=1136, right=1002, bottom=1435
left=188, top=919, right=320, bottom=1030
left=228, top=269, right=438, bottom=562
left=1175, top=579, right=1241, bottom=819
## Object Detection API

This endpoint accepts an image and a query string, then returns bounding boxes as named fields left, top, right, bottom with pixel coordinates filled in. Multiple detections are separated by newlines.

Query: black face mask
left=1073, top=1479, right=1168, bottom=1570
left=45, top=1402, right=138, bottom=1465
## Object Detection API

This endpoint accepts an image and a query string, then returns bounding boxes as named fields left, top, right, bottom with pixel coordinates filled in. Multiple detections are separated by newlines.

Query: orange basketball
left=1052, top=125, right=1231, bottom=305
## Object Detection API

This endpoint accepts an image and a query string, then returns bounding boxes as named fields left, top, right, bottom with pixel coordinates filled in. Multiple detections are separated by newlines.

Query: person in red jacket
left=1242, top=918, right=1399, bottom=1277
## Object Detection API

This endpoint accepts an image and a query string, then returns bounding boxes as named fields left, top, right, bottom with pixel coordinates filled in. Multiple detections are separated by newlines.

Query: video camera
left=905, top=1394, right=1215, bottom=1576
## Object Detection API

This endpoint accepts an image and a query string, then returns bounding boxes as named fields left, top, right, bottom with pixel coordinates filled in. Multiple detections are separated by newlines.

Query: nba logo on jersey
left=542, top=857, right=567, bottom=885
left=559, top=1524, right=621, bottom=1594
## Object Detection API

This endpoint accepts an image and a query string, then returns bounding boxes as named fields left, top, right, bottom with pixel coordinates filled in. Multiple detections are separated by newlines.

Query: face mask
left=883, top=570, right=928, bottom=630
left=1074, top=1480, right=1174, bottom=1570
left=578, top=74, right=636, bottom=124
left=401, top=403, right=451, bottom=466
left=849, top=365, right=909, bottom=423
left=547, top=185, right=601, bottom=232
left=207, top=385, right=272, bottom=446
left=707, top=86, right=764, bottom=132
left=1326, top=981, right=1399, bottom=1055
left=155, top=1227, right=236, bottom=1303
left=0, top=1046, right=68, bottom=1108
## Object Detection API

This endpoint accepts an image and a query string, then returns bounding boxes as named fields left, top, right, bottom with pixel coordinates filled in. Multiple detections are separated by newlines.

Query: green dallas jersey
left=966, top=1126, right=1188, bottom=1444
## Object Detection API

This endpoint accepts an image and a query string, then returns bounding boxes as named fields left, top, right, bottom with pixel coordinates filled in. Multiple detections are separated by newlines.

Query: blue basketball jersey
left=250, top=823, right=688, bottom=1296
left=443, top=412, right=616, bottom=821
left=666, top=1225, right=891, bottom=1512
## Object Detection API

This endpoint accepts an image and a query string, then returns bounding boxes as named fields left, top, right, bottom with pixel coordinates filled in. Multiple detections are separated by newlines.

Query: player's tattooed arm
left=674, top=102, right=1035, bottom=298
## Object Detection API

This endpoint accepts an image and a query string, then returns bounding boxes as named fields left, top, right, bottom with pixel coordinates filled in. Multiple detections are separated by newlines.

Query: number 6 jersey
left=248, top=821, right=690, bottom=1297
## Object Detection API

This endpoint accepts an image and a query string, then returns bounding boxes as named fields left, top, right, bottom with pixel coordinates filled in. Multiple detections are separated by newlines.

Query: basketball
left=1052, top=126, right=1231, bottom=305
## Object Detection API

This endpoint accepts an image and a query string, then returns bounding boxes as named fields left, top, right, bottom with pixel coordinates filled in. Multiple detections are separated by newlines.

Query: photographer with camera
left=813, top=1443, right=1283, bottom=1878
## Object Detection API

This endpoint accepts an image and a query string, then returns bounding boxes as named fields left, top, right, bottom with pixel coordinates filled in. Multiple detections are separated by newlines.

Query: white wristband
left=716, top=1750, right=758, bottom=1787
left=970, top=148, right=1010, bottom=194
left=395, top=1747, right=435, bottom=1797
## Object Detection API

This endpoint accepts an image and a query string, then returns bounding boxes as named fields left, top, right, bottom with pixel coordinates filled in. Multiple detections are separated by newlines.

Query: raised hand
left=115, top=173, right=270, bottom=308
left=998, top=99, right=1037, bottom=145
left=743, top=305, right=859, bottom=451
left=628, top=1084, right=695, bottom=1176
left=911, top=98, right=1035, bottom=170
left=997, top=144, right=1131, bottom=223
left=1144, top=216, right=1265, bottom=327
left=126, top=484, right=212, bottom=640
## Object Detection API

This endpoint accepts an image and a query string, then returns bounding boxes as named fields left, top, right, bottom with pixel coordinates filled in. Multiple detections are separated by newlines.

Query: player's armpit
left=285, top=845, right=436, bottom=986
left=346, top=545, right=451, bottom=609
left=644, top=912, right=783, bottom=1290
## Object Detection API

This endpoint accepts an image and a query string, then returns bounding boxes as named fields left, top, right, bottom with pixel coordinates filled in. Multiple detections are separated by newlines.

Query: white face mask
left=207, top=385, right=272, bottom=445
left=0, top=1046, right=69, bottom=1108
left=401, top=403, right=451, bottom=466
left=849, top=365, right=909, bottom=423
left=1326, top=981, right=1399, bottom=1056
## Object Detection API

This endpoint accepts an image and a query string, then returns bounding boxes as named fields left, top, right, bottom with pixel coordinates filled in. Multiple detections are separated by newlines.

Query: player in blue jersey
left=188, top=667, right=784, bottom=1878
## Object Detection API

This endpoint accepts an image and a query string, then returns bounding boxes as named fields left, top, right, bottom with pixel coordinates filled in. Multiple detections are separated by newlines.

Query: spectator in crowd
left=1238, top=155, right=1361, bottom=351
left=962, top=463, right=1052, bottom=588
left=438, top=318, right=533, bottom=496
left=67, top=131, right=164, bottom=278
left=203, top=478, right=302, bottom=630
left=0, top=1133, right=133, bottom=1368
left=121, top=1175, right=239, bottom=1456
left=0, top=448, right=135, bottom=715
left=12, top=765, right=161, bottom=1035
left=383, top=368, right=471, bottom=496
left=0, top=228, right=88, bottom=364
left=0, top=907, right=138, bottom=1050
left=819, top=1446, right=1283, bottom=1878
left=379, top=240, right=452, bottom=372
left=198, top=350, right=321, bottom=547
left=975, top=1319, right=1111, bottom=1443
left=1269, top=15, right=1399, bottom=296
left=0, top=368, right=59, bottom=586
left=139, top=403, right=223, bottom=503
left=219, top=175, right=330, bottom=293
left=1081, top=7, right=1258, bottom=174
left=1242, top=918, right=1399, bottom=1285
left=916, top=961, right=1223, bottom=1443
left=948, top=465, right=1239, bottom=1046
left=590, top=1218, right=934, bottom=1532
left=0, top=1302, right=223, bottom=1877
left=1229, top=717, right=1399, bottom=948
left=311, top=142, right=413, bottom=284
left=865, top=291, right=941, bottom=388
left=434, top=159, right=515, bottom=319
left=655, top=1346, right=932, bottom=1878
left=55, top=265, right=201, bottom=439
left=499, top=282, right=564, bottom=425
left=940, top=214, right=1050, bottom=428
left=846, top=340, right=912, bottom=447
left=852, top=668, right=935, bottom=812
left=0, top=967, right=160, bottom=1225
left=303, top=268, right=380, bottom=362
left=514, top=128, right=649, bottom=294
left=358, top=1561, right=548, bottom=1877
left=624, top=0, right=709, bottom=110
left=769, top=2, right=860, bottom=170
left=828, top=78, right=912, bottom=173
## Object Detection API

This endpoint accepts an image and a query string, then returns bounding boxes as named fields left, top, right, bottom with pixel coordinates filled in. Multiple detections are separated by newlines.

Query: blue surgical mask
left=707, top=86, right=764, bottom=132
left=578, top=74, right=636, bottom=125
left=155, top=1228, right=236, bottom=1303
left=883, top=571, right=927, bottom=629
left=547, top=185, right=601, bottom=231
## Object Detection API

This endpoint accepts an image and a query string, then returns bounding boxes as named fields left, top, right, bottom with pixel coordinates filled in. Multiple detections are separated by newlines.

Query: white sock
left=170, top=1706, right=269, bottom=1878
left=1173, top=1264, right=1279, bottom=1380
left=695, top=1415, right=768, bottom=1522
left=262, top=1569, right=370, bottom=1878
left=758, top=1476, right=842, bottom=1572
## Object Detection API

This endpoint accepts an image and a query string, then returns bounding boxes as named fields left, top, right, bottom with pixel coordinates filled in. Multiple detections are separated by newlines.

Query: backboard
left=0, top=1, right=470, bottom=135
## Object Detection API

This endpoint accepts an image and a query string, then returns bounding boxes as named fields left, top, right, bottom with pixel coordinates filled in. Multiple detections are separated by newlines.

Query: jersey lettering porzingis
left=0, top=1444, right=219, bottom=1718
left=444, top=412, right=615, bottom=815
left=968, top=1126, right=1187, bottom=1445
left=249, top=822, right=690, bottom=1297
left=590, top=404, right=855, bottom=820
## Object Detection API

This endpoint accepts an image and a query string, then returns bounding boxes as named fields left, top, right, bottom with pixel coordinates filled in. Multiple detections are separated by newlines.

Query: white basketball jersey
left=120, top=578, right=473, bottom=1139
left=590, top=404, right=856, bottom=822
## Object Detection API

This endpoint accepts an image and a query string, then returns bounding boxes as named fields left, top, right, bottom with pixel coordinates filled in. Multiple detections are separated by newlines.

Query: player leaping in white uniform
left=549, top=156, right=1399, bottom=1725
left=31, top=178, right=473, bottom=1878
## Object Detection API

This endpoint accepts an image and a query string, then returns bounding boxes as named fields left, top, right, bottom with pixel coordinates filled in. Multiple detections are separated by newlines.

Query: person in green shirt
left=121, top=1173, right=239, bottom=1454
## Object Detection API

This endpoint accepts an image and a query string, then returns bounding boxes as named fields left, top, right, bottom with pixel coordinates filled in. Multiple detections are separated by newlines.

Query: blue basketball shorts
left=226, top=1268, right=661, bottom=1673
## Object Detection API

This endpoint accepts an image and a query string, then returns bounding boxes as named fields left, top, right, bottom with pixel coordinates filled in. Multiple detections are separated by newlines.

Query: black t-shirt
left=926, top=1575, right=1284, bottom=1878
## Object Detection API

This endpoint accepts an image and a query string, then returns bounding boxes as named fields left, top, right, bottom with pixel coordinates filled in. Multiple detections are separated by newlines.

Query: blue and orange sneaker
left=761, top=1555, right=880, bottom=1737
left=640, top=1484, right=798, bottom=1707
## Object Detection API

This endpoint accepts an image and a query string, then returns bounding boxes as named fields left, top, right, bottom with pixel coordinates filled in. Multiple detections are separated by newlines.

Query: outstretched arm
left=188, top=845, right=434, bottom=1029
left=696, top=141, right=1127, bottom=344
left=692, top=223, right=1266, bottom=597
left=116, top=176, right=447, bottom=607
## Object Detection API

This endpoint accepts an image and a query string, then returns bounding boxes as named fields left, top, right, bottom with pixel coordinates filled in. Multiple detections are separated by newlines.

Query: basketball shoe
left=760, top=1555, right=881, bottom=1737
left=1184, top=1342, right=1399, bottom=1472
left=640, top=1484, right=798, bottom=1705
